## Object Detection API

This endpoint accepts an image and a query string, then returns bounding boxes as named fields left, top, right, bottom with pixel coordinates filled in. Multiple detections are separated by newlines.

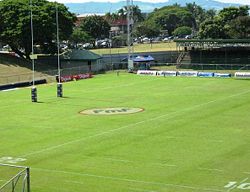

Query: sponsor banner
left=235, top=72, right=250, bottom=78
left=59, top=73, right=93, bottom=82
left=78, top=73, right=93, bottom=79
left=178, top=71, right=198, bottom=77
left=80, top=107, right=144, bottom=115
left=157, top=71, right=177, bottom=77
left=214, top=73, right=231, bottom=78
left=198, top=72, right=214, bottom=77
left=137, top=70, right=157, bottom=76
left=60, top=75, right=72, bottom=82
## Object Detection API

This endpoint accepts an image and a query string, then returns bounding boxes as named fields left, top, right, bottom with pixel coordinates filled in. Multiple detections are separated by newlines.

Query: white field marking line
left=33, top=167, right=224, bottom=192
left=164, top=135, right=223, bottom=143
left=89, top=155, right=177, bottom=167
left=1, top=88, right=19, bottom=92
left=227, top=177, right=249, bottom=192
left=240, top=178, right=248, bottom=183
left=86, top=155, right=178, bottom=167
left=227, top=185, right=237, bottom=192
left=152, top=163, right=177, bottom=167
left=102, top=157, right=132, bottom=163
left=129, top=187, right=157, bottom=192
left=20, top=89, right=250, bottom=158
left=198, top=168, right=224, bottom=172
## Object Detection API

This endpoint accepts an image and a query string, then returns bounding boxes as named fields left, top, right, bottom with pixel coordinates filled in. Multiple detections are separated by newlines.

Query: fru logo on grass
left=80, top=107, right=144, bottom=115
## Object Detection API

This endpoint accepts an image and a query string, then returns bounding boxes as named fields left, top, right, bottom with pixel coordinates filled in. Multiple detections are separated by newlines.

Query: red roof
left=111, top=19, right=127, bottom=26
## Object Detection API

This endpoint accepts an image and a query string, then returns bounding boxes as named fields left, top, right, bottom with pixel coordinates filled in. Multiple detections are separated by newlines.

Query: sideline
left=33, top=167, right=224, bottom=192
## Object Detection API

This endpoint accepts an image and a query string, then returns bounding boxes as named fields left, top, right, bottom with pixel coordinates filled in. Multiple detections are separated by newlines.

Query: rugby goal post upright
left=0, top=164, right=30, bottom=192
left=127, top=0, right=134, bottom=71
left=56, top=4, right=63, bottom=98
left=30, top=0, right=37, bottom=102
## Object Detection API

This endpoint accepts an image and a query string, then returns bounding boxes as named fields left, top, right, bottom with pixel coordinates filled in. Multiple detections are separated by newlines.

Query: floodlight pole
left=30, top=0, right=37, bottom=102
left=56, top=4, right=63, bottom=97
left=127, top=0, right=134, bottom=72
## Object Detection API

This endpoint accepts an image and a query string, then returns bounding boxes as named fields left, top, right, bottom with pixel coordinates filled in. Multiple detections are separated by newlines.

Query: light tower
left=127, top=0, right=134, bottom=71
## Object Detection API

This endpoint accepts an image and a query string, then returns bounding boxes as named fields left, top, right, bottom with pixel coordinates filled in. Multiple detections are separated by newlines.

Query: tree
left=80, top=15, right=110, bottom=40
left=198, top=19, right=226, bottom=39
left=117, top=5, right=144, bottom=23
left=69, top=28, right=93, bottom=47
left=134, top=23, right=160, bottom=38
left=226, top=16, right=250, bottom=38
left=0, top=0, right=76, bottom=59
left=218, top=6, right=249, bottom=24
left=145, top=5, right=193, bottom=35
left=198, top=6, right=249, bottom=39
left=173, top=26, right=192, bottom=37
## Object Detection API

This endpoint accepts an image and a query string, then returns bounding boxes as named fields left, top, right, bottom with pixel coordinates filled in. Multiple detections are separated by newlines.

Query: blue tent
left=132, top=55, right=155, bottom=62
left=122, top=55, right=155, bottom=62
left=122, top=55, right=155, bottom=70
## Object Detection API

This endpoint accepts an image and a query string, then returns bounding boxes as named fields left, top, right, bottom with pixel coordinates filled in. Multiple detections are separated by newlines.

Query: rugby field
left=0, top=72, right=250, bottom=192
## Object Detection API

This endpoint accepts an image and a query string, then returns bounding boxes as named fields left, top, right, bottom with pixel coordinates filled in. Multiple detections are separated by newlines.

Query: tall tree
left=226, top=16, right=250, bottom=38
left=145, top=5, right=193, bottom=35
left=198, top=19, right=225, bottom=39
left=117, top=5, right=144, bottom=23
left=173, top=26, right=192, bottom=36
left=199, top=6, right=249, bottom=39
left=0, top=0, right=76, bottom=58
left=69, top=28, right=93, bottom=46
left=218, top=6, right=249, bottom=23
left=134, top=23, right=160, bottom=38
left=80, top=15, right=110, bottom=40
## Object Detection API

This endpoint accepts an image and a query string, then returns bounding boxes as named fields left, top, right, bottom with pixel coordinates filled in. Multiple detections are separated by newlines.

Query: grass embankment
left=91, top=42, right=176, bottom=55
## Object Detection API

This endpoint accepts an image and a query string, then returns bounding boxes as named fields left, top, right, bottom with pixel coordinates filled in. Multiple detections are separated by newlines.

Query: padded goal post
left=0, top=164, right=30, bottom=192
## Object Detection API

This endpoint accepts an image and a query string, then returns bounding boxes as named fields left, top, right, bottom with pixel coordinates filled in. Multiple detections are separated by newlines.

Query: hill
left=65, top=0, right=242, bottom=14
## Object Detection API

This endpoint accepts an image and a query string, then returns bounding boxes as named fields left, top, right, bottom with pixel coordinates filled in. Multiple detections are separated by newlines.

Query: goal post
left=0, top=164, right=30, bottom=192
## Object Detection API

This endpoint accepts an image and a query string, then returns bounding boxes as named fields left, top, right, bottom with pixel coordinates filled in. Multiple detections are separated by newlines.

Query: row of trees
left=72, top=3, right=249, bottom=46
left=134, top=3, right=249, bottom=39
left=0, top=0, right=249, bottom=58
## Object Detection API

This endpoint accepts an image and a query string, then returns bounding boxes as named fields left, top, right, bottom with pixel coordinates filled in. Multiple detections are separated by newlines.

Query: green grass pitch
left=0, top=72, right=250, bottom=192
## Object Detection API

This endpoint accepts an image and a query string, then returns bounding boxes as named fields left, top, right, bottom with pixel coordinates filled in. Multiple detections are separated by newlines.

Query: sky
left=48, top=0, right=250, bottom=5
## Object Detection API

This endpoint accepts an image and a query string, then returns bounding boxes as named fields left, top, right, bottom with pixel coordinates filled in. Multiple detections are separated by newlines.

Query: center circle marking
left=80, top=107, right=144, bottom=115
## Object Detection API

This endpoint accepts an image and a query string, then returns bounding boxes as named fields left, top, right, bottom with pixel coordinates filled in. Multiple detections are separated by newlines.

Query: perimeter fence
left=1, top=62, right=250, bottom=85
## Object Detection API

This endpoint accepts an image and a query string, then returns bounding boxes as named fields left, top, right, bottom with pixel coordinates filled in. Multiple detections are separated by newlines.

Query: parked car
left=142, top=37, right=150, bottom=43
left=83, top=43, right=93, bottom=49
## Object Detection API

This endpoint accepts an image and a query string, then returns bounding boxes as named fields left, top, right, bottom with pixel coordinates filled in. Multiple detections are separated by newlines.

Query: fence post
left=26, top=167, right=30, bottom=192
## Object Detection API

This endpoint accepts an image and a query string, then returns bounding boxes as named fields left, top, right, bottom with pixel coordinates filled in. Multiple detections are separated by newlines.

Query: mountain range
left=65, top=0, right=242, bottom=15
